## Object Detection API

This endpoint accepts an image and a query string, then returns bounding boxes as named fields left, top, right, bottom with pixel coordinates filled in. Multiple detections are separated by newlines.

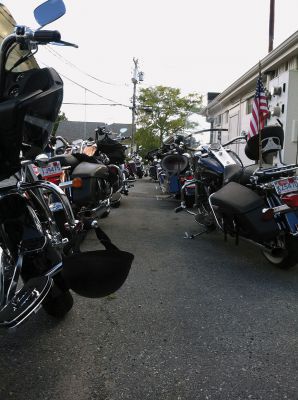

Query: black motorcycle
left=95, top=126, right=133, bottom=201
left=176, top=126, right=298, bottom=269
left=0, top=0, right=133, bottom=328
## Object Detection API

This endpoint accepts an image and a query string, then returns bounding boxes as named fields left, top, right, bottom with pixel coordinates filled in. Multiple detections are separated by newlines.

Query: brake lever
left=51, top=40, right=79, bottom=48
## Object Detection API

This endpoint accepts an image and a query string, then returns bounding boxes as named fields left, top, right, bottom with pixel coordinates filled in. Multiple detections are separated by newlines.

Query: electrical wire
left=39, top=60, right=130, bottom=108
left=44, top=46, right=129, bottom=87
left=63, top=102, right=126, bottom=106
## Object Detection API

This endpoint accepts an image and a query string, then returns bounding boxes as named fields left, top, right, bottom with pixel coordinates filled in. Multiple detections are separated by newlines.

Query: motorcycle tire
left=43, top=285, right=74, bottom=318
left=137, top=173, right=143, bottom=179
left=262, top=235, right=298, bottom=270
left=111, top=200, right=121, bottom=208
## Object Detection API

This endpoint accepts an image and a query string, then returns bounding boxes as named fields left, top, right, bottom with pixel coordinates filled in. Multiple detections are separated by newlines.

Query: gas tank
left=198, top=155, right=224, bottom=176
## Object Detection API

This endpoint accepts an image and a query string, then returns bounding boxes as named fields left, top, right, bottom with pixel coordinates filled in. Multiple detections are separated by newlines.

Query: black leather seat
left=210, top=182, right=264, bottom=215
left=72, top=162, right=109, bottom=179
left=50, top=155, right=80, bottom=170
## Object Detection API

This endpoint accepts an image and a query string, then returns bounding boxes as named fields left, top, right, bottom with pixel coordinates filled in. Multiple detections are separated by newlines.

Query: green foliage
left=135, top=127, right=160, bottom=157
left=136, top=85, right=203, bottom=145
left=53, top=111, right=68, bottom=136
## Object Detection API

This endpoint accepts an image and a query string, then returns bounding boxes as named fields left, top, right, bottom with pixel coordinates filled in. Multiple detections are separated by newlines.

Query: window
left=246, top=97, right=254, bottom=114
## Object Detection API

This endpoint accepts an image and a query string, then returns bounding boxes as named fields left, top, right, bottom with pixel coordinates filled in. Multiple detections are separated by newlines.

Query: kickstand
left=184, top=229, right=208, bottom=239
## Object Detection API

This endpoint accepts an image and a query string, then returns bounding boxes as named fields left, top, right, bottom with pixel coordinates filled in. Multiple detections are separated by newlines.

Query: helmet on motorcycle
left=245, top=125, right=284, bottom=161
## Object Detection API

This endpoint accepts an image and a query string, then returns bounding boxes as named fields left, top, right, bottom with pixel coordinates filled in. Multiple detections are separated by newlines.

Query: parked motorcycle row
left=1, top=0, right=297, bottom=332
left=149, top=126, right=298, bottom=270
left=0, top=0, right=151, bottom=328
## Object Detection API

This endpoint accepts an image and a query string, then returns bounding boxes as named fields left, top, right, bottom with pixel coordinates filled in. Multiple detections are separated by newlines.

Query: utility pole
left=131, top=58, right=144, bottom=153
left=268, top=0, right=275, bottom=52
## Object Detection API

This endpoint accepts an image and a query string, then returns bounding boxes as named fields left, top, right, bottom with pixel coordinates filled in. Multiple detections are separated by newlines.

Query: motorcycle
left=145, top=149, right=161, bottom=181
left=95, top=126, right=133, bottom=201
left=149, top=136, right=195, bottom=206
left=132, top=150, right=144, bottom=179
left=48, top=134, right=124, bottom=214
left=0, top=0, right=133, bottom=328
left=176, top=126, right=298, bottom=269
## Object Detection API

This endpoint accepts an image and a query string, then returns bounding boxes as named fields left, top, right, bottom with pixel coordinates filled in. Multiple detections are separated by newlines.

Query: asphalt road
left=1, top=178, right=298, bottom=400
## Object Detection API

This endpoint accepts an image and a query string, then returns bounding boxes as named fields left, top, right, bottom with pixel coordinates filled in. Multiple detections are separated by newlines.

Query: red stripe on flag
left=247, top=76, right=270, bottom=140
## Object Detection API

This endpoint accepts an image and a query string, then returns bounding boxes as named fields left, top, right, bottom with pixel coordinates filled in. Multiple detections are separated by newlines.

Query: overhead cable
left=44, top=46, right=128, bottom=87
left=39, top=60, right=130, bottom=108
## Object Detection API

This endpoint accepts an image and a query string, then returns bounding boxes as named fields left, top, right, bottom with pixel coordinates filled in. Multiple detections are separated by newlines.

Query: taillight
left=180, top=175, right=193, bottom=183
left=109, top=166, right=119, bottom=175
left=281, top=193, right=298, bottom=208
left=45, top=175, right=61, bottom=185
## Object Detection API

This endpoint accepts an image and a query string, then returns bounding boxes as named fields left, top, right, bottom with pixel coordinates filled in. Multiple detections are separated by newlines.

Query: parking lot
left=1, top=179, right=298, bottom=400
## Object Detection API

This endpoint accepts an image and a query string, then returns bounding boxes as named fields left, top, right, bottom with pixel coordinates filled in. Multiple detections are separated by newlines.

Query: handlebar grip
left=33, top=30, right=61, bottom=43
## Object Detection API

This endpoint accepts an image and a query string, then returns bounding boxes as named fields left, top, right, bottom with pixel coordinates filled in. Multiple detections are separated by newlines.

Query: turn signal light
left=281, top=194, right=298, bottom=208
left=72, top=177, right=83, bottom=188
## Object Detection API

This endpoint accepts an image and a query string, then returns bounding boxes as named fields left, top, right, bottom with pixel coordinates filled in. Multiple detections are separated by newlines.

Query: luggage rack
left=253, top=164, right=298, bottom=177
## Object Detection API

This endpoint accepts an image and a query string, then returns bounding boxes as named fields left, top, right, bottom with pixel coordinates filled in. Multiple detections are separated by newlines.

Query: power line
left=39, top=60, right=130, bottom=108
left=63, top=102, right=126, bottom=106
left=44, top=46, right=128, bottom=87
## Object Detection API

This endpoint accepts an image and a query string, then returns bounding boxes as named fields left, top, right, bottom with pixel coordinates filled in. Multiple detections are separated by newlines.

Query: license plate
left=273, top=176, right=298, bottom=195
left=40, top=161, right=62, bottom=177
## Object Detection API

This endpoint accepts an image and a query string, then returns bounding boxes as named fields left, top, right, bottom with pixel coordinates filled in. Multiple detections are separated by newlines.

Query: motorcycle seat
left=50, top=155, right=80, bottom=170
left=210, top=182, right=264, bottom=215
left=72, top=161, right=109, bottom=179
left=239, top=163, right=272, bottom=185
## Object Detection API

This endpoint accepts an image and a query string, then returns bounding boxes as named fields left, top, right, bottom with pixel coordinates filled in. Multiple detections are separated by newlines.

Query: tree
left=53, top=111, right=68, bottom=136
left=136, top=86, right=203, bottom=146
left=134, top=127, right=160, bottom=157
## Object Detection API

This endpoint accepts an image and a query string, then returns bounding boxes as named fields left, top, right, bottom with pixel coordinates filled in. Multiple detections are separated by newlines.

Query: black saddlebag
left=210, top=182, right=279, bottom=241
left=71, top=162, right=110, bottom=206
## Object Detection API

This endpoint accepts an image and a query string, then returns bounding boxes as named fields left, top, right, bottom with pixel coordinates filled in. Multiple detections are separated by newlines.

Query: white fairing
left=210, top=146, right=237, bottom=168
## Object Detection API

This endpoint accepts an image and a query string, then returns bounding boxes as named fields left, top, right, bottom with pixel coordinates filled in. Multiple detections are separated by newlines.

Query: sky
left=2, top=0, right=298, bottom=130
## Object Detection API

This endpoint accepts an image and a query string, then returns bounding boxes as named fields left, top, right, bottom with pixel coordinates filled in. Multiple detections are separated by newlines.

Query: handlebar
left=222, top=135, right=247, bottom=147
left=0, top=28, right=66, bottom=96
left=33, top=30, right=61, bottom=43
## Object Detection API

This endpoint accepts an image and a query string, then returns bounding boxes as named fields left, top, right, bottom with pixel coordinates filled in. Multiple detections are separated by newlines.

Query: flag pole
left=258, top=61, right=263, bottom=169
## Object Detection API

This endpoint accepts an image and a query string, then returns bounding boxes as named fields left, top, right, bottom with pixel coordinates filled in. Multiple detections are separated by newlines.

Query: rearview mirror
left=34, top=0, right=66, bottom=27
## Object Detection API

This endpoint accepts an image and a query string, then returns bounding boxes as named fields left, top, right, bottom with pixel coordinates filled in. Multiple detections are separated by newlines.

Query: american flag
left=247, top=75, right=270, bottom=140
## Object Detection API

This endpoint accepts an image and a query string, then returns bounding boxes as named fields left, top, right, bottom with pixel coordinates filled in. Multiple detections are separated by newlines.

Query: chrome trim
left=3, top=279, right=53, bottom=329
left=45, top=262, right=63, bottom=277
left=208, top=194, right=224, bottom=231
left=58, top=180, right=73, bottom=189
left=6, top=254, right=23, bottom=303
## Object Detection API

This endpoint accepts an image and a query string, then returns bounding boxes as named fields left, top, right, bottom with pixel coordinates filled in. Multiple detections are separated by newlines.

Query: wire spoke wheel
left=262, top=235, right=298, bottom=269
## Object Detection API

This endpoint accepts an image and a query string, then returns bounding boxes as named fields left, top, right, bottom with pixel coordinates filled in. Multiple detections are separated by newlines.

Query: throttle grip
left=33, top=30, right=61, bottom=43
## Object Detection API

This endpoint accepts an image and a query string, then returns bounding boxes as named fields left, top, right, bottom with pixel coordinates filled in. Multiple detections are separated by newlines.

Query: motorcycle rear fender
left=282, top=211, right=298, bottom=235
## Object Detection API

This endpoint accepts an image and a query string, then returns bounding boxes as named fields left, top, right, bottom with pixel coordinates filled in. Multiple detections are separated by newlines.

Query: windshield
left=0, top=4, right=39, bottom=72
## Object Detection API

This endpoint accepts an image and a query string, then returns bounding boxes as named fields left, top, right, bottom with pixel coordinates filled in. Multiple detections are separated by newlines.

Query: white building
left=202, top=31, right=298, bottom=165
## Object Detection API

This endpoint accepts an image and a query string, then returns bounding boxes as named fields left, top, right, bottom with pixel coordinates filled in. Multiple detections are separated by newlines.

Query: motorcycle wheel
left=111, top=200, right=121, bottom=208
left=262, top=235, right=298, bottom=269
left=42, top=272, right=73, bottom=317
left=43, top=284, right=74, bottom=318
left=137, top=172, right=143, bottom=179
left=101, top=207, right=111, bottom=218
